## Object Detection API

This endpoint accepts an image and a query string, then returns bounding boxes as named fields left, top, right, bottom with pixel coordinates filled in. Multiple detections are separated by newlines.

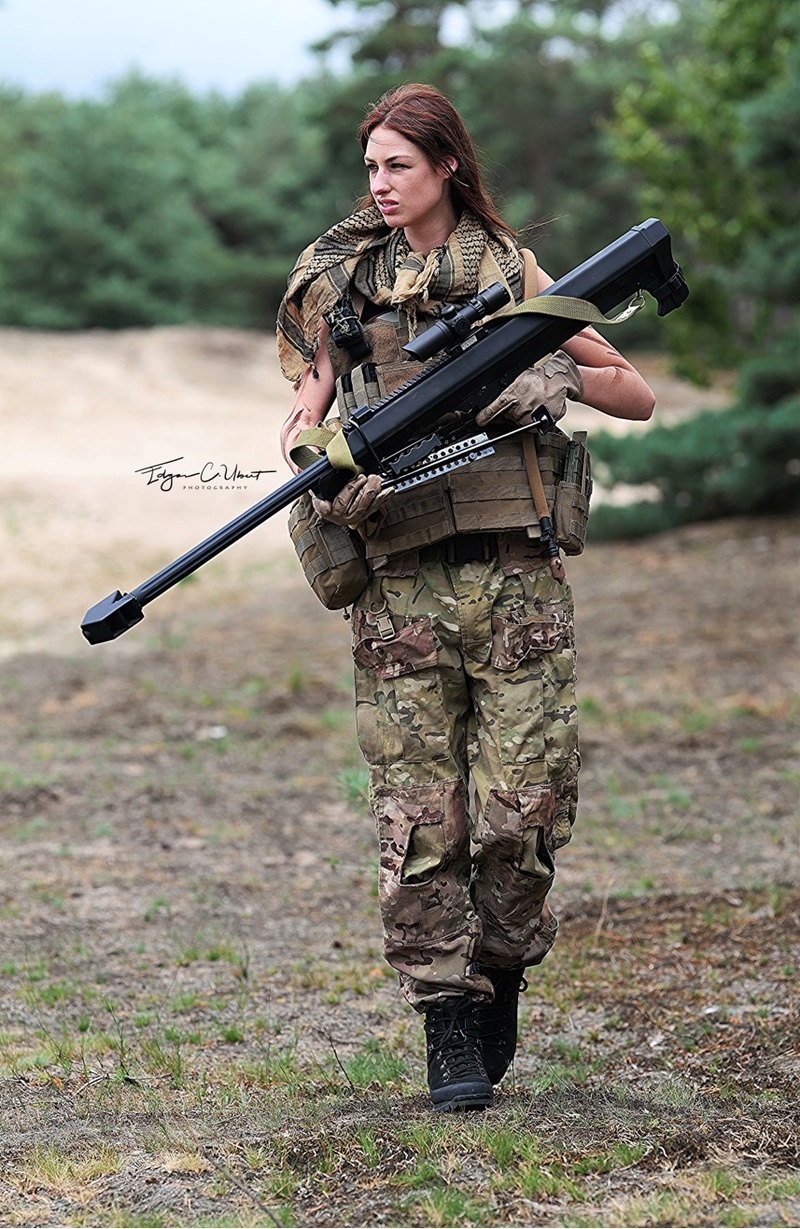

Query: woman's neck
left=403, top=205, right=459, bottom=256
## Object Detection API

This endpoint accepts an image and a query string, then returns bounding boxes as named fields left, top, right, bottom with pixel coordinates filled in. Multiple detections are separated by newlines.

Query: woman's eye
left=366, top=161, right=409, bottom=175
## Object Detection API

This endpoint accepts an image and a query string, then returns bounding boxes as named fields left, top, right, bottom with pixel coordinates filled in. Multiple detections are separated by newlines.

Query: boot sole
left=430, top=1081, right=494, bottom=1113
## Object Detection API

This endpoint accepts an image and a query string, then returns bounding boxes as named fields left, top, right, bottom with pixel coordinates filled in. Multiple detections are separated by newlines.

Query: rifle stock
left=80, top=218, right=687, bottom=644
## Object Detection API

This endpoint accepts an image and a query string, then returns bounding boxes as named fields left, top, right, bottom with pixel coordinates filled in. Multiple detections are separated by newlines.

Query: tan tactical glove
left=311, top=473, right=391, bottom=531
left=475, top=351, right=583, bottom=429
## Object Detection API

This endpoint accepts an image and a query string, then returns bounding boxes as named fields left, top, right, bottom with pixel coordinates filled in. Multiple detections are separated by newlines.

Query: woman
left=277, top=83, right=654, bottom=1112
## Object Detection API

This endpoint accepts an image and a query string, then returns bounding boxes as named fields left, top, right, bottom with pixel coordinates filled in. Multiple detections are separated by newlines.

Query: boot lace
left=425, top=1002, right=484, bottom=1082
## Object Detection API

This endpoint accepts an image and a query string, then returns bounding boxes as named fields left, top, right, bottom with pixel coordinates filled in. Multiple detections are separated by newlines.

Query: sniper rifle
left=81, top=217, right=688, bottom=644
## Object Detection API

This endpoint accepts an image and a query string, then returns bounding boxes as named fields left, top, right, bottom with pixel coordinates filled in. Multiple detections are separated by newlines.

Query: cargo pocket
left=473, top=784, right=559, bottom=968
left=490, top=601, right=572, bottom=672
left=488, top=596, right=575, bottom=768
left=552, top=752, right=580, bottom=848
left=373, top=780, right=474, bottom=980
left=352, top=607, right=450, bottom=766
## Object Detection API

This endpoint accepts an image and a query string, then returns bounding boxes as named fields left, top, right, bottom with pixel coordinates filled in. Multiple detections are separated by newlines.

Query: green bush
left=589, top=339, right=800, bottom=537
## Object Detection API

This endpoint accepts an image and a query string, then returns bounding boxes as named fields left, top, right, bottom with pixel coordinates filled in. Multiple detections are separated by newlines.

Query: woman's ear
left=444, top=156, right=458, bottom=177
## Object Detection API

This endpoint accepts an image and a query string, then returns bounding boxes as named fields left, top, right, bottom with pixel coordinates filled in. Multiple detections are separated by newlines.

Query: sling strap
left=522, top=433, right=566, bottom=584
left=501, top=291, right=646, bottom=327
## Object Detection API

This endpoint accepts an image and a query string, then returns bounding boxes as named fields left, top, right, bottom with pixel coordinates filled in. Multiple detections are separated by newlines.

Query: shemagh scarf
left=276, top=205, right=523, bottom=385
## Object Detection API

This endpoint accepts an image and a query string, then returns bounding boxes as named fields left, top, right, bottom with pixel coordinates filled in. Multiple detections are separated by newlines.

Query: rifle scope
left=406, top=283, right=511, bottom=361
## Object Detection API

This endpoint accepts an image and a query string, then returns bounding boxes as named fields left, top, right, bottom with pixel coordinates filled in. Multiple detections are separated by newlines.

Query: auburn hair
left=356, top=83, right=516, bottom=241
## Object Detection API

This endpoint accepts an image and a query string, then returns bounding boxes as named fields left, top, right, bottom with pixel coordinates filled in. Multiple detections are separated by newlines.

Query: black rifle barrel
left=80, top=459, right=331, bottom=643
left=80, top=218, right=687, bottom=644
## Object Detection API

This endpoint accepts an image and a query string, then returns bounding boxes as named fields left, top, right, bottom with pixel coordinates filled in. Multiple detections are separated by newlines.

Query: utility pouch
left=288, top=493, right=371, bottom=610
left=323, top=294, right=371, bottom=362
left=553, top=431, right=592, bottom=555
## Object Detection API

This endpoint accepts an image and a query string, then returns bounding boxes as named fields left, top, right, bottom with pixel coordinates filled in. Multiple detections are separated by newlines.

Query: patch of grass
left=663, top=786, right=693, bottom=810
left=171, top=990, right=201, bottom=1014
left=478, top=1123, right=539, bottom=1167
left=12, top=815, right=50, bottom=841
left=619, top=707, right=672, bottom=737
left=336, top=765, right=370, bottom=810
left=219, top=1023, right=245, bottom=1043
left=344, top=1038, right=408, bottom=1088
left=143, top=895, right=171, bottom=923
left=2, top=1050, right=798, bottom=1228
left=23, top=978, right=76, bottom=1008
left=395, top=1119, right=451, bottom=1155
left=235, top=1046, right=306, bottom=1094
left=0, top=765, right=59, bottom=791
left=408, top=1183, right=493, bottom=1227
left=607, top=794, right=640, bottom=821
left=517, top=1159, right=584, bottom=1200
left=579, top=694, right=604, bottom=718
left=138, top=1034, right=186, bottom=1088
left=679, top=705, right=717, bottom=734
left=354, top=1124, right=381, bottom=1168
left=17, top=1142, right=123, bottom=1193
left=285, top=664, right=310, bottom=694
left=755, top=1172, right=800, bottom=1200
left=319, top=706, right=353, bottom=732
left=570, top=1141, right=649, bottom=1173
left=595, top=1185, right=754, bottom=1228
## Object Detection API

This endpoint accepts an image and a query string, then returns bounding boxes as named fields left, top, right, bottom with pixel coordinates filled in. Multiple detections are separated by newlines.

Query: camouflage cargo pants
left=350, top=555, right=580, bottom=1009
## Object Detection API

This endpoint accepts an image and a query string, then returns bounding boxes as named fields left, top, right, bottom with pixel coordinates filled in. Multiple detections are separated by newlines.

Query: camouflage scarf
left=276, top=205, right=523, bottom=384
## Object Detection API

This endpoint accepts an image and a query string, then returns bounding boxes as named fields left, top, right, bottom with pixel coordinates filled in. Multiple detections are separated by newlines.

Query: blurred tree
left=590, top=0, right=799, bottom=533
left=5, top=0, right=787, bottom=389
left=102, top=76, right=347, bottom=326
left=309, top=0, right=688, bottom=294
left=450, top=4, right=662, bottom=274
left=313, top=0, right=465, bottom=72
left=0, top=88, right=64, bottom=215
left=610, top=0, right=798, bottom=378
left=0, top=76, right=346, bottom=328
left=0, top=83, right=226, bottom=327
left=300, top=1, right=479, bottom=230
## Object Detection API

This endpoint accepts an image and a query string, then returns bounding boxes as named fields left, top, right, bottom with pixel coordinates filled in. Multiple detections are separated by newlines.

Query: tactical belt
left=418, top=532, right=500, bottom=564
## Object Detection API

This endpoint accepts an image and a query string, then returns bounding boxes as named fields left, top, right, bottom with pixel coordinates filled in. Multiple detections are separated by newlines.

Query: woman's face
left=364, top=124, right=457, bottom=244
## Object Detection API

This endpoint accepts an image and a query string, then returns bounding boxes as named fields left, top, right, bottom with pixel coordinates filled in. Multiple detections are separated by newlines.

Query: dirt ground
left=0, top=327, right=797, bottom=1227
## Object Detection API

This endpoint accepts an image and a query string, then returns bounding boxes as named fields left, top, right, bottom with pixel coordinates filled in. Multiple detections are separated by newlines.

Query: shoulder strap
left=520, top=248, right=539, bottom=301
left=514, top=245, right=644, bottom=326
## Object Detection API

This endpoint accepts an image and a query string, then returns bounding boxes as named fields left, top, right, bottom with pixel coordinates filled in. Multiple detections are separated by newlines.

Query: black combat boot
left=423, top=996, right=494, bottom=1112
left=474, top=965, right=528, bottom=1085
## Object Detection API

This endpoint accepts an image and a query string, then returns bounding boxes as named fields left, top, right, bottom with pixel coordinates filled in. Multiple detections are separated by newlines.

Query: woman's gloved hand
left=475, top=351, right=583, bottom=429
left=311, top=473, right=391, bottom=530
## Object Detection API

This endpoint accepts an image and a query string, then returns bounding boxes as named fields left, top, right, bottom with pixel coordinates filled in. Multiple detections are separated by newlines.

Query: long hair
left=355, top=83, right=516, bottom=241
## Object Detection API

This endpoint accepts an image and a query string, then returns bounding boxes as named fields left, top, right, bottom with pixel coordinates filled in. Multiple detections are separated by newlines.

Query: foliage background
left=0, top=0, right=797, bottom=530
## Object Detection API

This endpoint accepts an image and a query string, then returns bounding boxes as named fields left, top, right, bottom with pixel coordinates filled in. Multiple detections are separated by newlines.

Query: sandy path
left=1, top=328, right=297, bottom=657
left=1, top=327, right=728, bottom=658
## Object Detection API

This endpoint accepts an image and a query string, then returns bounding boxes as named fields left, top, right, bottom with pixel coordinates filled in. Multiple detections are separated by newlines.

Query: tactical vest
left=326, top=305, right=580, bottom=564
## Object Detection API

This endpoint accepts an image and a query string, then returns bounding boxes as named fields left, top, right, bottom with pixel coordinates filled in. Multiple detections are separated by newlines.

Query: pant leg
left=462, top=563, right=581, bottom=970
left=350, top=569, right=493, bottom=1009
